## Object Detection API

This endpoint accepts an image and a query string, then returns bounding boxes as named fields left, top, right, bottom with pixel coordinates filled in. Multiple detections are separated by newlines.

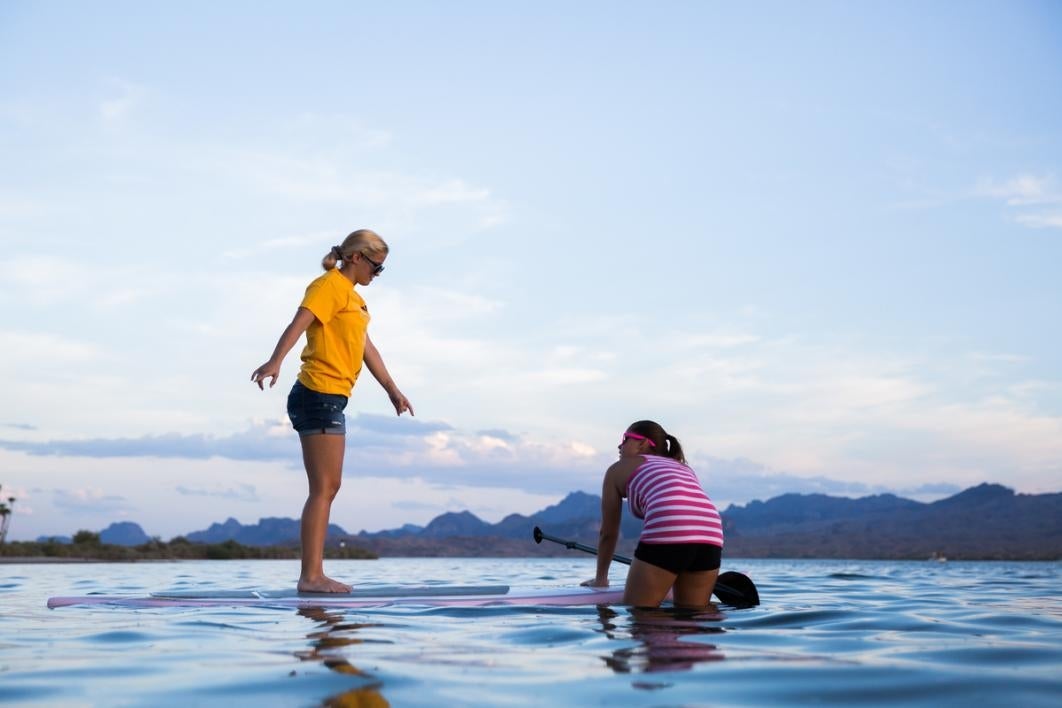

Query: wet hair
left=626, top=419, right=686, bottom=464
left=321, top=228, right=389, bottom=271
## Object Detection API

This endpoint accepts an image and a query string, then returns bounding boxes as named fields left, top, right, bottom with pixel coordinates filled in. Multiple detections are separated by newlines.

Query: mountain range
left=62, top=483, right=1062, bottom=560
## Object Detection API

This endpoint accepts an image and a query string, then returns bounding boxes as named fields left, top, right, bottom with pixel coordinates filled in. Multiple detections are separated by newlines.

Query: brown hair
left=320, top=228, right=389, bottom=271
left=626, top=420, right=686, bottom=464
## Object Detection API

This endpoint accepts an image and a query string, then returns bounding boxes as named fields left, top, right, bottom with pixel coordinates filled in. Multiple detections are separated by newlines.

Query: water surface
left=2, top=558, right=1059, bottom=706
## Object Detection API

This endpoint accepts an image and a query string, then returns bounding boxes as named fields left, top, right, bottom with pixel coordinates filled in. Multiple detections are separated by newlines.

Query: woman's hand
left=388, top=388, right=414, bottom=416
left=363, top=334, right=414, bottom=416
left=252, top=309, right=315, bottom=390
left=580, top=577, right=609, bottom=588
left=251, top=361, right=280, bottom=389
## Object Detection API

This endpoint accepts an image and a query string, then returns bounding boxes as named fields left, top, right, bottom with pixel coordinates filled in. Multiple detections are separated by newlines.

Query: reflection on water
left=296, top=607, right=390, bottom=707
left=595, top=605, right=726, bottom=676
left=293, top=600, right=731, bottom=704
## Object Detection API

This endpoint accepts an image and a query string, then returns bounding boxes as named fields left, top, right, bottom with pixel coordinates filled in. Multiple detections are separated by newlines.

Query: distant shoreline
left=0, top=535, right=378, bottom=562
left=0, top=556, right=118, bottom=564
left=0, top=556, right=345, bottom=564
left=2, top=555, right=1057, bottom=564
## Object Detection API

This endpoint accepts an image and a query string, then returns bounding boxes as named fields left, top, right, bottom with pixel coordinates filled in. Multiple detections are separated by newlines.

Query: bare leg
left=296, top=433, right=351, bottom=593
left=672, top=569, right=719, bottom=609
left=623, top=558, right=678, bottom=607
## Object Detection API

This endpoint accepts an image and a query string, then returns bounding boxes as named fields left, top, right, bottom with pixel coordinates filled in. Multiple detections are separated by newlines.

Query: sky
left=1, top=1, right=1060, bottom=541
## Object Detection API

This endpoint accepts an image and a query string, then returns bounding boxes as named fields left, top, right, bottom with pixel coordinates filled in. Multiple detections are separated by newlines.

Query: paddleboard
left=47, top=584, right=626, bottom=609
left=152, top=584, right=511, bottom=599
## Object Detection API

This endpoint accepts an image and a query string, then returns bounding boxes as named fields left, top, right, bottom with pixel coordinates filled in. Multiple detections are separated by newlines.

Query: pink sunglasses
left=621, top=431, right=656, bottom=447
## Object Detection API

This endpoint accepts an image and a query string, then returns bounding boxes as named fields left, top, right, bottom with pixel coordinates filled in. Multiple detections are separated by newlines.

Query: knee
left=309, top=479, right=341, bottom=501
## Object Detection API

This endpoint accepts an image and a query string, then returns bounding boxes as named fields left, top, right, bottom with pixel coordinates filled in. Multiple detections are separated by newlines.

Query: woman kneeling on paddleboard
left=582, top=420, right=724, bottom=607
left=251, top=229, right=413, bottom=593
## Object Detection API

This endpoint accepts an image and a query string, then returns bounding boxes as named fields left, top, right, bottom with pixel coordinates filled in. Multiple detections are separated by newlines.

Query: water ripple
left=1, top=558, right=1059, bottom=706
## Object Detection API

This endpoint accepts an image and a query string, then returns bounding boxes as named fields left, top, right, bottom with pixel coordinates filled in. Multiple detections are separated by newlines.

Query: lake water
left=2, top=558, right=1060, bottom=706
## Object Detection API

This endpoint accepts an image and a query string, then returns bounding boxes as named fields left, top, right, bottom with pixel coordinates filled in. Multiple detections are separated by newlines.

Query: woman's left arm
left=582, top=464, right=624, bottom=588
left=363, top=333, right=414, bottom=416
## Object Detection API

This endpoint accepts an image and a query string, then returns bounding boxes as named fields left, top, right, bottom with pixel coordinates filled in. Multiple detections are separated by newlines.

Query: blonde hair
left=321, top=229, right=389, bottom=271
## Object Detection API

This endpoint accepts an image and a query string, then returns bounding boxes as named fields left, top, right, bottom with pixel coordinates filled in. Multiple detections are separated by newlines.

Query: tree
left=0, top=485, right=15, bottom=544
left=72, top=530, right=101, bottom=545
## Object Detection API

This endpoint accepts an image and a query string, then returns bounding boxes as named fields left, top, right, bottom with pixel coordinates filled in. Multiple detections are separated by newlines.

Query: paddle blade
left=713, top=571, right=760, bottom=608
left=533, top=526, right=544, bottom=544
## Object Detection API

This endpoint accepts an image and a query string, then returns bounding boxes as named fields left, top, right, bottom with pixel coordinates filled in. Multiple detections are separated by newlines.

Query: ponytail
left=320, top=229, right=389, bottom=271
left=321, top=245, right=344, bottom=271
left=663, top=434, right=686, bottom=464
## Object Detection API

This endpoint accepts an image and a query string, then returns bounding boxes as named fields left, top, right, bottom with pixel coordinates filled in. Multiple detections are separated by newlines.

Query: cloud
left=221, top=147, right=507, bottom=224
left=405, top=287, right=505, bottom=320
left=221, top=229, right=338, bottom=259
left=894, top=482, right=964, bottom=500
left=53, top=488, right=130, bottom=513
left=353, top=414, right=453, bottom=436
left=99, top=79, right=146, bottom=125
left=3, top=422, right=36, bottom=431
left=475, top=428, right=520, bottom=443
left=4, top=277, right=1059, bottom=502
left=699, top=457, right=966, bottom=508
left=0, top=418, right=605, bottom=496
left=389, top=499, right=441, bottom=512
left=976, top=175, right=1062, bottom=206
left=684, top=333, right=763, bottom=349
left=182, top=112, right=513, bottom=236
left=697, top=456, right=876, bottom=507
left=0, top=405, right=1022, bottom=509
left=976, top=174, right=1062, bottom=230
left=530, top=367, right=609, bottom=385
left=290, top=112, right=393, bottom=150
left=1016, top=212, right=1062, bottom=229
left=0, top=330, right=106, bottom=366
left=3, top=241, right=1060, bottom=503
left=413, top=179, right=491, bottom=206
left=0, top=427, right=295, bottom=462
left=1, top=484, right=29, bottom=503
left=0, top=193, right=48, bottom=219
left=175, top=484, right=260, bottom=502
left=0, top=256, right=156, bottom=311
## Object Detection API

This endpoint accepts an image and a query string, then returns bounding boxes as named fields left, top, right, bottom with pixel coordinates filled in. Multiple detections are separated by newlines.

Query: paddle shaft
left=535, top=528, right=632, bottom=565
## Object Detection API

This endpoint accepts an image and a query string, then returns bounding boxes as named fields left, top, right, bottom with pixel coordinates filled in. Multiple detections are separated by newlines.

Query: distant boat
left=928, top=552, right=948, bottom=562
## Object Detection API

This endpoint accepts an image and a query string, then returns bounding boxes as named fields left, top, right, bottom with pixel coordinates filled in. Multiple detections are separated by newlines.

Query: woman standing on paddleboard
left=251, top=229, right=413, bottom=593
left=582, top=420, right=723, bottom=607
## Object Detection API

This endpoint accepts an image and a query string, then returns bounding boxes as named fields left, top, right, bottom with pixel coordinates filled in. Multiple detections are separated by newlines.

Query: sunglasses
left=621, top=431, right=656, bottom=447
left=361, top=252, right=385, bottom=276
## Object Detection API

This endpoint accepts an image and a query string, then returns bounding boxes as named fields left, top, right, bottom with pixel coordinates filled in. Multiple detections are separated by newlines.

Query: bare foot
left=297, top=575, right=352, bottom=594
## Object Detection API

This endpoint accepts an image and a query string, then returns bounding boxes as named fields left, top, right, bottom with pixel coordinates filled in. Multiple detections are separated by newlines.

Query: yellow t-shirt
left=296, top=268, right=371, bottom=396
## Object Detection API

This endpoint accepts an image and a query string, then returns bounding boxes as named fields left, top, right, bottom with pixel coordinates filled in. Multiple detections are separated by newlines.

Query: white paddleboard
left=47, top=584, right=625, bottom=609
left=151, top=584, right=511, bottom=599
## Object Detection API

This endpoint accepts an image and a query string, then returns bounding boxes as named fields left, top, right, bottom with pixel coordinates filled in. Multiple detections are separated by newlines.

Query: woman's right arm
left=251, top=308, right=316, bottom=389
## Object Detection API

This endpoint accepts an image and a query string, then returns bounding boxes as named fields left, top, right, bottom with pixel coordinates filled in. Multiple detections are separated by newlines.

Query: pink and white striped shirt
left=626, top=456, right=724, bottom=547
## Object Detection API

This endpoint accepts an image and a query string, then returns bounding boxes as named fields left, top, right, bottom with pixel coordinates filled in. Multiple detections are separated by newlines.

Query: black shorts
left=634, top=542, right=722, bottom=574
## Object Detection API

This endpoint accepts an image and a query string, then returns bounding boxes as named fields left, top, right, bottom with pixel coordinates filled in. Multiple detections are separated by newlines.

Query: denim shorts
left=287, top=380, right=348, bottom=436
left=634, top=542, right=722, bottom=574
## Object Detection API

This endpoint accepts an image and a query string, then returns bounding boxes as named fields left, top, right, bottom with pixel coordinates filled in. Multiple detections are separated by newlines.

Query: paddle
left=533, top=526, right=760, bottom=608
